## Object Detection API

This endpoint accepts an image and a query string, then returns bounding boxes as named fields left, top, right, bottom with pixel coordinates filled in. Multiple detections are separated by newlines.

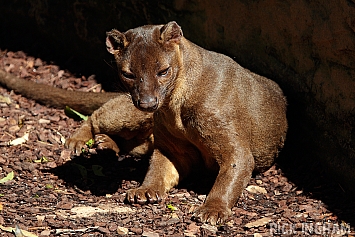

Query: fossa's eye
left=121, top=71, right=135, bottom=79
left=157, top=67, right=170, bottom=77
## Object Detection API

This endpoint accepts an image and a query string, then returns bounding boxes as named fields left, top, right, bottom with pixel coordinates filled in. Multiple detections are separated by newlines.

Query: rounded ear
left=106, top=29, right=128, bottom=54
left=159, top=21, right=183, bottom=44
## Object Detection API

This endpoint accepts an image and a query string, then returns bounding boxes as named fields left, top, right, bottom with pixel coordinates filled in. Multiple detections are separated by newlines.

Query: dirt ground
left=0, top=49, right=354, bottom=236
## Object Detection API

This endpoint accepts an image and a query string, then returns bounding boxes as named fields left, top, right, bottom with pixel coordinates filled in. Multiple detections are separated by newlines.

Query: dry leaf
left=56, top=131, right=66, bottom=144
left=116, top=226, right=129, bottom=235
left=70, top=204, right=135, bottom=218
left=245, top=217, right=272, bottom=228
left=0, top=171, right=14, bottom=184
left=0, top=224, right=38, bottom=237
left=0, top=95, right=11, bottom=104
left=246, top=185, right=267, bottom=194
left=14, top=225, right=25, bottom=237
left=9, top=133, right=29, bottom=146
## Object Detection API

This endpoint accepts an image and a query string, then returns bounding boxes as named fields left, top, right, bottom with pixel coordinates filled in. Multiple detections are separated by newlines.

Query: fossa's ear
left=106, top=29, right=128, bottom=54
left=159, top=21, right=183, bottom=44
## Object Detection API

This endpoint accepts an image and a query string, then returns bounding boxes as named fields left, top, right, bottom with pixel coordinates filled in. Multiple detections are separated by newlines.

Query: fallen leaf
left=64, top=106, right=88, bottom=121
left=116, top=226, right=129, bottom=235
left=0, top=95, right=11, bottom=104
left=56, top=131, right=66, bottom=144
left=9, top=133, right=29, bottom=146
left=86, top=138, right=95, bottom=148
left=14, top=225, right=25, bottom=237
left=0, top=171, right=14, bottom=184
left=246, top=185, right=267, bottom=194
left=0, top=224, right=38, bottom=237
left=0, top=202, right=3, bottom=211
left=166, top=203, right=178, bottom=211
left=34, top=156, right=49, bottom=163
left=45, top=184, right=53, bottom=189
left=70, top=204, right=135, bottom=218
left=245, top=217, right=272, bottom=228
left=0, top=225, right=13, bottom=232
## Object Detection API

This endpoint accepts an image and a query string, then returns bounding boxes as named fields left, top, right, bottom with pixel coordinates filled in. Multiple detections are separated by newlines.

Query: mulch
left=0, top=49, right=354, bottom=236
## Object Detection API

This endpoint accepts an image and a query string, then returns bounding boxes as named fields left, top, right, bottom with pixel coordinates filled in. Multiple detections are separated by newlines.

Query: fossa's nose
left=137, top=96, right=158, bottom=112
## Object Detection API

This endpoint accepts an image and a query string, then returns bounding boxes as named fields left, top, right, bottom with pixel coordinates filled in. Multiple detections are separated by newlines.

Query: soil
left=0, top=49, right=354, bottom=237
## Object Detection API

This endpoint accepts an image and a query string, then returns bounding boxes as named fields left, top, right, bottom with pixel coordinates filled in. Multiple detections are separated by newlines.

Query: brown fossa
left=104, top=21, right=288, bottom=225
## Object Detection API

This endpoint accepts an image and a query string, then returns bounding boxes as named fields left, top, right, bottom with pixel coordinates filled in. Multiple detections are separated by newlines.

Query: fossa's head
left=106, top=21, right=183, bottom=112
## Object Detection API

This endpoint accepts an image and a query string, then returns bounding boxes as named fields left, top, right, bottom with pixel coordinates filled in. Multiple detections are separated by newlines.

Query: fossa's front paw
left=94, top=134, right=120, bottom=155
left=65, top=137, right=89, bottom=155
left=126, top=188, right=163, bottom=205
left=192, top=203, right=232, bottom=225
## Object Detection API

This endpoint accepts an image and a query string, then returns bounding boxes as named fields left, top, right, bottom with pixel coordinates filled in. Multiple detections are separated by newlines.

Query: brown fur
left=105, top=21, right=287, bottom=225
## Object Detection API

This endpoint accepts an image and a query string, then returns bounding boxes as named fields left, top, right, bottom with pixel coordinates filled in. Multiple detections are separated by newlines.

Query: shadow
left=178, top=169, right=217, bottom=195
left=48, top=151, right=149, bottom=196
left=275, top=99, right=355, bottom=226
left=48, top=149, right=218, bottom=197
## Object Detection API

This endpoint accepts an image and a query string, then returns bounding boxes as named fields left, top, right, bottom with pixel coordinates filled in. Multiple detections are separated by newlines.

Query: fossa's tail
left=0, top=69, right=121, bottom=114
